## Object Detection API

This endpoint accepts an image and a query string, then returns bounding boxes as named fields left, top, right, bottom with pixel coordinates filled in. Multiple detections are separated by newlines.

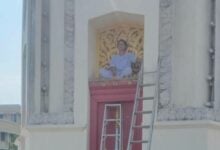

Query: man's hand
left=108, top=66, right=116, bottom=76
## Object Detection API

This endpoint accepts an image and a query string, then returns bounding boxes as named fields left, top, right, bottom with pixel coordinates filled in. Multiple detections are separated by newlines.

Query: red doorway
left=89, top=80, right=142, bottom=150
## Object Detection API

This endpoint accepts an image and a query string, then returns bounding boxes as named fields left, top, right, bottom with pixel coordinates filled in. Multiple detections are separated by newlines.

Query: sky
left=0, top=0, right=22, bottom=104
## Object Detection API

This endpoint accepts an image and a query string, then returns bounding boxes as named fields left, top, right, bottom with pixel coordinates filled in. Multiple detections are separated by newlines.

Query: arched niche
left=88, top=12, right=144, bottom=80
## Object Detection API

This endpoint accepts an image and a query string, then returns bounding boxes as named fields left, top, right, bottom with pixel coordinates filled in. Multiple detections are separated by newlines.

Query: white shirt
left=110, top=53, right=136, bottom=71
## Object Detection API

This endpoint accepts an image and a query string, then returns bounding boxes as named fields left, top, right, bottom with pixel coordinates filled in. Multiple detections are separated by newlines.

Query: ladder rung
left=100, top=104, right=122, bottom=150
left=103, top=134, right=121, bottom=137
left=140, top=83, right=155, bottom=87
left=138, top=97, right=154, bottom=100
left=133, top=125, right=150, bottom=129
left=105, top=119, right=120, bottom=122
left=131, top=140, right=148, bottom=144
left=105, top=104, right=121, bottom=107
left=135, top=111, right=152, bottom=114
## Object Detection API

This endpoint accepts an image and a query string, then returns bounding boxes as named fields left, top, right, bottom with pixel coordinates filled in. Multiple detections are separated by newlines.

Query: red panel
left=89, top=80, right=142, bottom=150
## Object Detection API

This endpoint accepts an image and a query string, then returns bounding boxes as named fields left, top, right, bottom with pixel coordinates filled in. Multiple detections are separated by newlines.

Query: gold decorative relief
left=97, top=25, right=144, bottom=74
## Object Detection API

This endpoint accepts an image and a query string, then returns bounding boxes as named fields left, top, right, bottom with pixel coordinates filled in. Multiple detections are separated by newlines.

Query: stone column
left=158, top=0, right=173, bottom=108
left=63, top=0, right=75, bottom=113
left=24, top=0, right=75, bottom=125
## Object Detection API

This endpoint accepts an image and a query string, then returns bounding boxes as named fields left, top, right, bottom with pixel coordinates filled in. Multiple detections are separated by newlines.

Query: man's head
left=117, top=39, right=128, bottom=55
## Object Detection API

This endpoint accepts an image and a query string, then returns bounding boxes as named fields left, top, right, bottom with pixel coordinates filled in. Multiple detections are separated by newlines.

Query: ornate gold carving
left=97, top=25, right=144, bottom=74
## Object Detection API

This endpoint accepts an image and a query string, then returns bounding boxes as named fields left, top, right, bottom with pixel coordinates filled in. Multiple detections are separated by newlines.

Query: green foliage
left=8, top=134, right=18, bottom=150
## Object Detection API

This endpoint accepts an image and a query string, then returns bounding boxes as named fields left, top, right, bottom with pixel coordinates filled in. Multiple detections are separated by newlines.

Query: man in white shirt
left=100, top=39, right=136, bottom=79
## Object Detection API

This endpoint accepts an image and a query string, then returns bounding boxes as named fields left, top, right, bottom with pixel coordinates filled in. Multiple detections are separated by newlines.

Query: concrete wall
left=172, top=0, right=210, bottom=107
left=21, top=0, right=220, bottom=150
left=152, top=121, right=220, bottom=150
left=74, top=0, right=160, bottom=126
left=21, top=0, right=159, bottom=150
left=23, top=126, right=87, bottom=150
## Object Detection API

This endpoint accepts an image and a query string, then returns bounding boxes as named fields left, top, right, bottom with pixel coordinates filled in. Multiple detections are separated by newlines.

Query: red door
left=89, top=80, right=142, bottom=150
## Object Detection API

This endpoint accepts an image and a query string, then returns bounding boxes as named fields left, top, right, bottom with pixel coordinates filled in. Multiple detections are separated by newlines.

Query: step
left=137, top=97, right=154, bottom=100
left=130, top=140, right=148, bottom=144
left=103, top=134, right=121, bottom=137
left=140, top=83, right=155, bottom=87
left=135, top=110, right=152, bottom=114
left=133, top=125, right=150, bottom=129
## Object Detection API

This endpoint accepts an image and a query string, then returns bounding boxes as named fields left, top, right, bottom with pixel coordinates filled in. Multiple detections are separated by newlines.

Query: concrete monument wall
left=21, top=0, right=160, bottom=150
left=20, top=0, right=220, bottom=150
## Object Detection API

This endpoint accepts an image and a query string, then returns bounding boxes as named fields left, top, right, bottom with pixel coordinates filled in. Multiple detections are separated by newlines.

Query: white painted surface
left=34, top=0, right=42, bottom=114
left=172, top=0, right=210, bottom=107
left=20, top=0, right=220, bottom=150
left=23, top=126, right=87, bottom=150
left=21, top=0, right=159, bottom=149
left=49, top=0, right=64, bottom=113
left=152, top=121, right=220, bottom=150
left=74, top=0, right=160, bottom=125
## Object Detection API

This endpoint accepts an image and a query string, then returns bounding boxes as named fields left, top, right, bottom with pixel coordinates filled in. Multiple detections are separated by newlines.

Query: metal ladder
left=126, top=63, right=158, bottom=150
left=100, top=104, right=122, bottom=150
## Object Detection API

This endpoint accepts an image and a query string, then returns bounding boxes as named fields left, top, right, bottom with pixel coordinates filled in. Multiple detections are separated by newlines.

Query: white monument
left=19, top=0, right=220, bottom=150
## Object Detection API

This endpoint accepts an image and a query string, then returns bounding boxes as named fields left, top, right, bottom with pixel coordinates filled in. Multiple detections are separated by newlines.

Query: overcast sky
left=0, top=0, right=22, bottom=104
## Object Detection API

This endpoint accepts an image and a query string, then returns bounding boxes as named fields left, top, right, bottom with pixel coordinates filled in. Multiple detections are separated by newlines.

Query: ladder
left=100, top=104, right=122, bottom=150
left=126, top=63, right=158, bottom=150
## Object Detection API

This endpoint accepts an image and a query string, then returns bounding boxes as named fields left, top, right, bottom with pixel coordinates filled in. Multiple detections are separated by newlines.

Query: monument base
left=152, top=121, right=220, bottom=150
left=19, top=125, right=88, bottom=150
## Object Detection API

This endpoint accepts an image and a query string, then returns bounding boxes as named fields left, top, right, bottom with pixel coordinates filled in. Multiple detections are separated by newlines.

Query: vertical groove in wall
left=63, top=0, right=75, bottom=113
left=214, top=0, right=220, bottom=109
left=27, top=0, right=36, bottom=118
left=22, top=0, right=27, bottom=126
left=206, top=0, right=216, bottom=108
left=158, top=0, right=173, bottom=108
left=40, top=0, right=50, bottom=113
left=22, top=45, right=27, bottom=126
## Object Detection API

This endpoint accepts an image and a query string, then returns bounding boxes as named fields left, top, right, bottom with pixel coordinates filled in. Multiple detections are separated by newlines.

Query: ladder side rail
left=100, top=104, right=122, bottom=150
left=147, top=59, right=160, bottom=150
left=100, top=105, right=107, bottom=150
left=119, top=104, right=122, bottom=150
left=153, top=58, right=161, bottom=123
left=126, top=63, right=143, bottom=150
left=115, top=104, right=122, bottom=150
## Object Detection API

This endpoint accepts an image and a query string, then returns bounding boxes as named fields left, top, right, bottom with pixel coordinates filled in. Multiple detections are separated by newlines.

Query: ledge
left=28, top=112, right=74, bottom=125
left=89, top=79, right=137, bottom=87
left=155, top=120, right=220, bottom=130
left=157, top=106, right=220, bottom=122
left=26, top=124, right=87, bottom=132
left=89, top=79, right=137, bottom=102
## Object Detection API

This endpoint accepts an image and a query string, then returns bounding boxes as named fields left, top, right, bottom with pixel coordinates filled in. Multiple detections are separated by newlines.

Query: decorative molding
left=29, top=113, right=74, bottom=125
left=63, top=0, right=75, bottom=113
left=158, top=0, right=173, bottom=108
left=27, top=0, right=76, bottom=125
left=89, top=79, right=137, bottom=87
left=157, top=0, right=220, bottom=122
left=157, top=106, right=220, bottom=122
left=97, top=25, right=144, bottom=69
left=40, top=0, right=50, bottom=113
